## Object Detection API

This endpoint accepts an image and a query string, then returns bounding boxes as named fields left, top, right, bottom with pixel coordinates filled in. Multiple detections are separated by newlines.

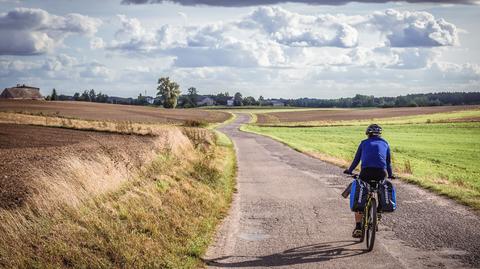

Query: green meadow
left=244, top=121, right=480, bottom=209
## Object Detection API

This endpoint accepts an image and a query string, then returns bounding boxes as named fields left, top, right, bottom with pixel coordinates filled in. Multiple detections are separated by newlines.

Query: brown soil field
left=256, top=105, right=480, bottom=123
left=0, top=100, right=230, bottom=123
left=0, top=123, right=156, bottom=209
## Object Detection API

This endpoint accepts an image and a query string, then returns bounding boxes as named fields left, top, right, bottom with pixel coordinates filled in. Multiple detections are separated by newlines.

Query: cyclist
left=343, top=124, right=394, bottom=238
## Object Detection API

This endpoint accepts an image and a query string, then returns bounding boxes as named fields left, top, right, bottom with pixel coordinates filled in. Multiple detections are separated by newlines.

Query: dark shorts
left=360, top=167, right=387, bottom=185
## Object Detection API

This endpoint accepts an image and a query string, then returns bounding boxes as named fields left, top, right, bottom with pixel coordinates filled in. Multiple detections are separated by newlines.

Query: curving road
left=205, top=114, right=480, bottom=268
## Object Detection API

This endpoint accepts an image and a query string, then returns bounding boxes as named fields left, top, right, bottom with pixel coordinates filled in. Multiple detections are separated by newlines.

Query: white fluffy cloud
left=105, top=7, right=461, bottom=70
left=239, top=7, right=359, bottom=48
left=0, top=55, right=113, bottom=82
left=1, top=4, right=476, bottom=98
left=368, top=9, right=459, bottom=47
left=0, top=8, right=101, bottom=55
left=121, top=0, right=479, bottom=6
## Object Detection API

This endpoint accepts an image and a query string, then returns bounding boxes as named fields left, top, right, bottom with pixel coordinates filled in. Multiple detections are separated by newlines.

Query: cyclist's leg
left=355, top=212, right=362, bottom=222
left=352, top=212, right=363, bottom=237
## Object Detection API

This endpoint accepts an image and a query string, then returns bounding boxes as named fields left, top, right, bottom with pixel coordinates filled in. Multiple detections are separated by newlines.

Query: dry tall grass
left=0, top=123, right=236, bottom=268
left=0, top=112, right=163, bottom=135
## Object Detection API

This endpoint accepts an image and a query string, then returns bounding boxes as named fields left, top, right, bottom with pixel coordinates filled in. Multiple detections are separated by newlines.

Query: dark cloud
left=121, top=0, right=477, bottom=6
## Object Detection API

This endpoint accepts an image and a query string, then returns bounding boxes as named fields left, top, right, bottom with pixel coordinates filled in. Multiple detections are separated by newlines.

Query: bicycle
left=344, top=173, right=382, bottom=252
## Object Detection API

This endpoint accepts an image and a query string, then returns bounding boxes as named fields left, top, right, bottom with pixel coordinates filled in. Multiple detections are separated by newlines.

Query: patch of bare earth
left=0, top=99, right=230, bottom=123
left=257, top=105, right=480, bottom=123
left=0, top=123, right=156, bottom=209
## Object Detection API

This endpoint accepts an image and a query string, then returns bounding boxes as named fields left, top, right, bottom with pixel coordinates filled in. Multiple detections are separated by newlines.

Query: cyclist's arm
left=347, top=143, right=362, bottom=173
left=386, top=146, right=393, bottom=178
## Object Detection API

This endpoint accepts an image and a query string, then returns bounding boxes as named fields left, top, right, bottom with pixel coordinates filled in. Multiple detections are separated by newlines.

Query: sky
left=0, top=0, right=479, bottom=99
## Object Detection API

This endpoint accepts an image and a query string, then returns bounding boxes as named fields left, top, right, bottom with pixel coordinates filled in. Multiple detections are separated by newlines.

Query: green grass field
left=244, top=122, right=480, bottom=209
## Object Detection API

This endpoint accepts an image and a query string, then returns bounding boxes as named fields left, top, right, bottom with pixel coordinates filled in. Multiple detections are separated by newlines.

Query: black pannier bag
left=378, top=179, right=397, bottom=212
left=349, top=179, right=368, bottom=212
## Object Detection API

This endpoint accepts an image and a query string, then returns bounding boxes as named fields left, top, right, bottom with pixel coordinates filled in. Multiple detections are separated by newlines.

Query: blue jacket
left=348, top=136, right=393, bottom=177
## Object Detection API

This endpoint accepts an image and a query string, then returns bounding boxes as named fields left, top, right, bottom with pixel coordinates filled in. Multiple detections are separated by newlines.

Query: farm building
left=107, top=96, right=134, bottom=105
left=144, top=96, right=155, bottom=104
left=271, top=100, right=285, bottom=106
left=0, top=84, right=43, bottom=100
left=197, top=97, right=215, bottom=106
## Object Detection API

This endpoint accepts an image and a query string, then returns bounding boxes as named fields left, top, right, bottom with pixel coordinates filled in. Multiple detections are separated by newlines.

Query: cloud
left=108, top=15, right=186, bottom=52
left=106, top=8, right=362, bottom=68
left=90, top=37, right=105, bottom=49
left=239, top=6, right=359, bottom=48
left=120, top=0, right=478, bottom=7
left=103, top=8, right=460, bottom=70
left=0, top=8, right=101, bottom=55
left=368, top=9, right=459, bottom=47
left=0, top=55, right=113, bottom=82
left=80, top=62, right=114, bottom=80
left=428, top=62, right=480, bottom=81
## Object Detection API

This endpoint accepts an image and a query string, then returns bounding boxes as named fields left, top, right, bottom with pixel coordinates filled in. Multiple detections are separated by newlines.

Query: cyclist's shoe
left=352, top=228, right=362, bottom=238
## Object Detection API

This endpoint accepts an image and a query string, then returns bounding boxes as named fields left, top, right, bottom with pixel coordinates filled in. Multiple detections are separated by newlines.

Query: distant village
left=2, top=84, right=480, bottom=108
left=0, top=84, right=286, bottom=107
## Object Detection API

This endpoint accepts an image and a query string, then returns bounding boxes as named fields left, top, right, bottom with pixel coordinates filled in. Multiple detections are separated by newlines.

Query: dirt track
left=0, top=100, right=230, bottom=123
left=0, top=123, right=155, bottom=209
left=257, top=105, right=480, bottom=123
left=205, top=114, right=480, bottom=268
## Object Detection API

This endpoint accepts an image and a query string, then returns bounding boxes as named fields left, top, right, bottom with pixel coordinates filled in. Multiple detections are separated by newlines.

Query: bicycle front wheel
left=366, top=198, right=377, bottom=252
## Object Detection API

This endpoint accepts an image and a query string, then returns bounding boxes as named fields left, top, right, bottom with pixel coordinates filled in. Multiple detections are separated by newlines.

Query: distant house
left=144, top=96, right=155, bottom=104
left=271, top=100, right=285, bottom=107
left=0, top=84, right=43, bottom=100
left=107, top=96, right=134, bottom=105
left=197, top=97, right=215, bottom=106
left=227, top=98, right=234, bottom=106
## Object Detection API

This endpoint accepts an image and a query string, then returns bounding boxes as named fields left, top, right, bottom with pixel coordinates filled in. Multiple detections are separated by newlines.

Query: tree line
left=46, top=78, right=480, bottom=109
left=283, top=92, right=480, bottom=108
left=46, top=89, right=109, bottom=103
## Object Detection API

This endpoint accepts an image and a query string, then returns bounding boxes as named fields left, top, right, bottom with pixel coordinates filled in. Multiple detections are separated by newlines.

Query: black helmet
left=366, top=124, right=382, bottom=136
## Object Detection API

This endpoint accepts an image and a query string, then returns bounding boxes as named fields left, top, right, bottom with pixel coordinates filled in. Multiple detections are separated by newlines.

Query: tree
left=50, top=88, right=58, bottom=101
left=243, top=96, right=257, bottom=106
left=88, top=89, right=96, bottom=102
left=214, top=92, right=230, bottom=105
left=157, top=77, right=181, bottom=109
left=73, top=92, right=80, bottom=101
left=233, top=92, right=243, bottom=106
left=259, top=95, right=265, bottom=106
left=187, top=87, right=198, bottom=108
left=95, top=92, right=108, bottom=103
left=79, top=91, right=88, bottom=101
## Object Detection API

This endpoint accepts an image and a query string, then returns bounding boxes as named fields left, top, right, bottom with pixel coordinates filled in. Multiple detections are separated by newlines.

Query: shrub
left=183, top=120, right=208, bottom=128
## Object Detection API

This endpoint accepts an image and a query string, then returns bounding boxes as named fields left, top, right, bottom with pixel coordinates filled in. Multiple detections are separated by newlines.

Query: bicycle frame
left=363, top=191, right=377, bottom=233
left=361, top=180, right=380, bottom=251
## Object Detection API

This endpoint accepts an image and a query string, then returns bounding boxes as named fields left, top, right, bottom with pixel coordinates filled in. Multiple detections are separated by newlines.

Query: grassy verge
left=243, top=122, right=480, bottom=209
left=0, top=126, right=236, bottom=267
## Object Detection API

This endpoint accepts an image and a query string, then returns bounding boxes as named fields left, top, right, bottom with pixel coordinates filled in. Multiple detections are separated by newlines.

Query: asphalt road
left=204, top=113, right=480, bottom=269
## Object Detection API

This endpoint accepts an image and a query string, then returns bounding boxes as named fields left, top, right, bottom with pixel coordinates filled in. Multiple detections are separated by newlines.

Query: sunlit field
left=244, top=111, right=480, bottom=209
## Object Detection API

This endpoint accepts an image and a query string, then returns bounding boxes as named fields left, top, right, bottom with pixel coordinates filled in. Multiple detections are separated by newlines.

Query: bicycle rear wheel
left=366, top=198, right=377, bottom=251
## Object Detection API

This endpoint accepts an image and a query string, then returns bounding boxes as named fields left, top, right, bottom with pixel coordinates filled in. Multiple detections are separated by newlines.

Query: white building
left=227, top=98, right=234, bottom=106
left=271, top=100, right=285, bottom=106
left=197, top=97, right=215, bottom=106
left=144, top=96, right=155, bottom=104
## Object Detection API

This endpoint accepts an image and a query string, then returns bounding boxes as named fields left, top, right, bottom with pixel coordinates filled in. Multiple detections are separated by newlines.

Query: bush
left=183, top=120, right=208, bottom=128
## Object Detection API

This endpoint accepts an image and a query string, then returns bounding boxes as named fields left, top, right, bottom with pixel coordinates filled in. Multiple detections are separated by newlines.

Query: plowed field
left=256, top=105, right=480, bottom=123
left=0, top=100, right=230, bottom=123
left=0, top=123, right=155, bottom=209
